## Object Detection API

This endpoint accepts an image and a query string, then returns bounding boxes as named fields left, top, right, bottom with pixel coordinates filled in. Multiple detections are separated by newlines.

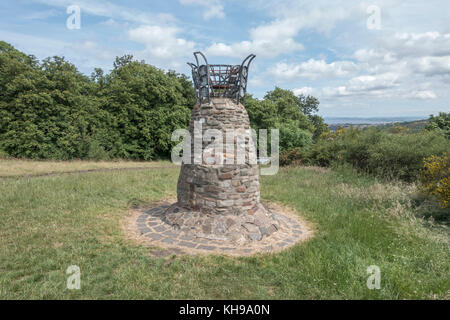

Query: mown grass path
left=0, top=163, right=448, bottom=299
left=0, top=165, right=177, bottom=180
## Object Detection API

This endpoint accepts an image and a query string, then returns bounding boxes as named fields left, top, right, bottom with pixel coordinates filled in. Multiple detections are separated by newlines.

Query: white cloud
left=204, top=1, right=360, bottom=58
left=252, top=0, right=359, bottom=33
left=206, top=18, right=304, bottom=58
left=386, top=32, right=450, bottom=58
left=267, top=59, right=359, bottom=81
left=32, top=0, right=175, bottom=24
left=128, top=25, right=195, bottom=68
left=408, top=90, right=437, bottom=100
left=412, top=56, right=450, bottom=77
left=356, top=32, right=450, bottom=63
left=321, top=69, right=443, bottom=100
left=0, top=30, right=121, bottom=73
left=179, top=0, right=225, bottom=20
left=21, top=9, right=59, bottom=20
left=206, top=39, right=303, bottom=59
left=354, top=49, right=396, bottom=64
left=347, top=73, right=399, bottom=92
left=98, top=18, right=124, bottom=28
left=293, top=87, right=315, bottom=96
left=323, top=73, right=400, bottom=98
left=319, top=31, right=450, bottom=102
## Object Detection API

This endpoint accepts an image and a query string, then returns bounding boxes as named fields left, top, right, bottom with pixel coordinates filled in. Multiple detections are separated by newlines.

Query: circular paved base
left=134, top=202, right=312, bottom=256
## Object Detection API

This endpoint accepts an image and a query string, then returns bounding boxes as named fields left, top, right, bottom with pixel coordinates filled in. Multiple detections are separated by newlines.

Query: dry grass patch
left=0, top=159, right=175, bottom=177
left=299, top=166, right=332, bottom=174
left=332, top=181, right=417, bottom=203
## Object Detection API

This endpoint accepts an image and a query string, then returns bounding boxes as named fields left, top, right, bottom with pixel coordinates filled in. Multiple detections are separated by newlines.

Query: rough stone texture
left=135, top=203, right=309, bottom=256
left=164, top=97, right=279, bottom=243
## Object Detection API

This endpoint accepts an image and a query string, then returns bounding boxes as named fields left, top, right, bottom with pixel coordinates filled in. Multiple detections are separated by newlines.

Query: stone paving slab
left=133, top=202, right=313, bottom=257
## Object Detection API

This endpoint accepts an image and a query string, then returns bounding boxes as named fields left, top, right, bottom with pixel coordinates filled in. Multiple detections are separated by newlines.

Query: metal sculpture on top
left=188, top=52, right=256, bottom=104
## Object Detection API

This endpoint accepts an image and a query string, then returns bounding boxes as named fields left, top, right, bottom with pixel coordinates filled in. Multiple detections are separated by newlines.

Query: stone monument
left=164, top=52, right=280, bottom=244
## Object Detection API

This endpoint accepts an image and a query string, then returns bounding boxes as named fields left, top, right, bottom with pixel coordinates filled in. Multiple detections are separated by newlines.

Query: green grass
left=0, top=164, right=448, bottom=299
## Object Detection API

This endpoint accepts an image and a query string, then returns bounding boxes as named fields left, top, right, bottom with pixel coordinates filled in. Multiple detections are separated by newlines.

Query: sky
left=0, top=0, right=449, bottom=117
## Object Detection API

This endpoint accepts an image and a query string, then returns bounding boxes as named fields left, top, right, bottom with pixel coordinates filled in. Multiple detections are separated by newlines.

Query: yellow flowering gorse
left=420, top=153, right=450, bottom=208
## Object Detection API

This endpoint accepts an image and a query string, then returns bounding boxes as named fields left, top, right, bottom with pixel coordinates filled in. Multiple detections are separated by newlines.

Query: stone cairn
left=164, top=52, right=279, bottom=244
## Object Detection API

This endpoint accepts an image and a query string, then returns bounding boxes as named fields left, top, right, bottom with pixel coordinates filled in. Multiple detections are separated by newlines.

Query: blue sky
left=1, top=0, right=449, bottom=117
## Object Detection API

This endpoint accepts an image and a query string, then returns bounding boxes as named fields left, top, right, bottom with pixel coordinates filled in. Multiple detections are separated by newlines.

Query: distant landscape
left=325, top=117, right=429, bottom=131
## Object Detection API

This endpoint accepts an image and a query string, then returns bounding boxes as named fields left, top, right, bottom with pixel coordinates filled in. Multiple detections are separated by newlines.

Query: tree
left=245, top=87, right=327, bottom=148
left=308, top=114, right=329, bottom=140
left=297, top=94, right=319, bottom=117
left=99, top=56, right=191, bottom=160
left=167, top=70, right=196, bottom=109
left=264, top=87, right=313, bottom=131
left=296, top=93, right=329, bottom=140
left=244, top=94, right=278, bottom=131
left=278, top=123, right=313, bottom=151
left=426, top=112, right=450, bottom=138
left=0, top=43, right=195, bottom=160
left=0, top=43, right=101, bottom=159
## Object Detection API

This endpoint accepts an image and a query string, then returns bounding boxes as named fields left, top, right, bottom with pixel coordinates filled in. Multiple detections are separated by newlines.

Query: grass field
left=0, top=159, right=174, bottom=177
left=0, top=160, right=448, bottom=299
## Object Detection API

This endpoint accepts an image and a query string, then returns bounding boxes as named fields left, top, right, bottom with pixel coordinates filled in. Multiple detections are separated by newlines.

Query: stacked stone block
left=165, top=97, right=279, bottom=242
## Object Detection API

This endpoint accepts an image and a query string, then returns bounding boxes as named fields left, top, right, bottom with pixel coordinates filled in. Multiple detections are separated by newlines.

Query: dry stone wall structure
left=165, top=97, right=279, bottom=243
left=177, top=98, right=260, bottom=215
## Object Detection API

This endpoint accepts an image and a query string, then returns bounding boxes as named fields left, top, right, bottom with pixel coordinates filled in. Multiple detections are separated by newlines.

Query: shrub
left=419, top=153, right=450, bottom=208
left=425, top=112, right=450, bottom=138
left=86, top=140, right=110, bottom=160
left=279, top=147, right=305, bottom=166
left=308, top=128, right=450, bottom=181
left=278, top=123, right=313, bottom=152
left=388, top=125, right=410, bottom=134
left=0, top=149, right=9, bottom=159
left=319, top=126, right=347, bottom=140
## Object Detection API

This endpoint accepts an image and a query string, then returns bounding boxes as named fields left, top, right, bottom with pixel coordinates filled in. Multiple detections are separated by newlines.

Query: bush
left=279, top=147, right=305, bottom=166
left=86, top=140, right=110, bottom=160
left=278, top=123, right=313, bottom=152
left=425, top=112, right=450, bottom=138
left=0, top=149, right=9, bottom=159
left=308, top=128, right=450, bottom=181
left=419, top=153, right=450, bottom=209
left=364, top=130, right=448, bottom=181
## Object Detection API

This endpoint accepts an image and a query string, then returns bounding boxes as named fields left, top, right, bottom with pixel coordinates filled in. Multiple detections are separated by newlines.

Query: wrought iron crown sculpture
left=188, top=52, right=256, bottom=104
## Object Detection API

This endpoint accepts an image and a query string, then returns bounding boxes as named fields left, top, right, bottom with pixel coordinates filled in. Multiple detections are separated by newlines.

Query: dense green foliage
left=0, top=42, right=325, bottom=160
left=0, top=42, right=193, bottom=160
left=245, top=87, right=326, bottom=152
left=425, top=112, right=450, bottom=138
left=307, top=128, right=450, bottom=182
left=94, top=55, right=193, bottom=160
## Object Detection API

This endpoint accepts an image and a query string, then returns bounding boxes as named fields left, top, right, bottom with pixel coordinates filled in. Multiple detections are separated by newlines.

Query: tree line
left=0, top=41, right=327, bottom=160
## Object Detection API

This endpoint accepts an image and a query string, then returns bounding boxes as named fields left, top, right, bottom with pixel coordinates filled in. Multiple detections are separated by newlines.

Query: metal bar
left=187, top=52, right=255, bottom=104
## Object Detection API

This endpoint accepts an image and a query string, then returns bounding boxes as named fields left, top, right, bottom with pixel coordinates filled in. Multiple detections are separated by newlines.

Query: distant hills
left=324, top=117, right=429, bottom=131
left=374, top=119, right=429, bottom=132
